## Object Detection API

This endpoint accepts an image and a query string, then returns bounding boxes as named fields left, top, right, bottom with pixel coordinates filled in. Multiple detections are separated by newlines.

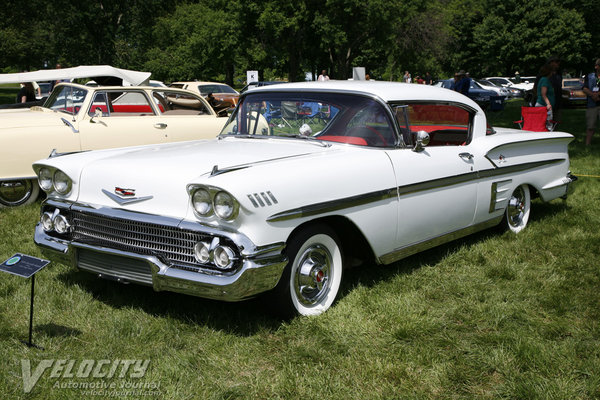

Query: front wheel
left=503, top=184, right=531, bottom=233
left=0, top=179, right=40, bottom=207
left=272, top=225, right=343, bottom=317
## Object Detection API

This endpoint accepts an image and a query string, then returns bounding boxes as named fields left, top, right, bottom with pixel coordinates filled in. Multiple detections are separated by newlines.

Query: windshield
left=44, top=85, right=88, bottom=115
left=220, top=92, right=398, bottom=147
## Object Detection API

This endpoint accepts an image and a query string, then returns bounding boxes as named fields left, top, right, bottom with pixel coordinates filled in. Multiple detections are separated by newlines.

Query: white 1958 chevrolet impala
left=33, top=81, right=575, bottom=316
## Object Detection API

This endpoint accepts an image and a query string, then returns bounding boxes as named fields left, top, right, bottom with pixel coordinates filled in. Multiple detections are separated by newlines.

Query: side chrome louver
left=247, top=191, right=278, bottom=208
left=490, top=179, right=512, bottom=213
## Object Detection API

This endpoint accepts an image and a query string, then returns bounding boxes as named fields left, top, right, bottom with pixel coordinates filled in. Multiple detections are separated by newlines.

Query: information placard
left=0, top=253, right=49, bottom=278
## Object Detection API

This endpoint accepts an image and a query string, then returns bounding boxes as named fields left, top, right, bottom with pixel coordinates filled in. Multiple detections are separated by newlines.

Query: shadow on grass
left=56, top=270, right=283, bottom=335
left=52, top=198, right=570, bottom=334
left=341, top=197, right=570, bottom=295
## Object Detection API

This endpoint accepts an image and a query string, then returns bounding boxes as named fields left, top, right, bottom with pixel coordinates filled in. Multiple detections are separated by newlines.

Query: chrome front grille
left=69, top=210, right=208, bottom=267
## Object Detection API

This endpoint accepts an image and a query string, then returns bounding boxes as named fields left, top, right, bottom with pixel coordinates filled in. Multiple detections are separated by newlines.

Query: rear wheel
left=272, top=225, right=343, bottom=317
left=0, top=179, right=40, bottom=207
left=503, top=184, right=530, bottom=233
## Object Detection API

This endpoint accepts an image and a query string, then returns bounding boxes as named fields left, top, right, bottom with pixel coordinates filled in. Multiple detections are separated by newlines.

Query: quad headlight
left=38, top=168, right=53, bottom=191
left=214, top=191, right=235, bottom=220
left=192, top=188, right=212, bottom=215
left=53, top=170, right=72, bottom=195
left=35, top=166, right=73, bottom=196
left=189, top=185, right=239, bottom=221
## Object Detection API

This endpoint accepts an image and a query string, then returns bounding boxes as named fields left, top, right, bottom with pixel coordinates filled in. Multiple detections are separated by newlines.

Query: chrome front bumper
left=34, top=202, right=287, bottom=302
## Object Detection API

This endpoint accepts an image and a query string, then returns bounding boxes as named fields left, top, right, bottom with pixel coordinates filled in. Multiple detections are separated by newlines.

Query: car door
left=149, top=89, right=226, bottom=142
left=79, top=90, right=169, bottom=150
left=387, top=103, right=478, bottom=251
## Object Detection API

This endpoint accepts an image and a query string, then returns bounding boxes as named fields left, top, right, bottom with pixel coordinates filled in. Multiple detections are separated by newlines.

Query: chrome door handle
left=154, top=123, right=167, bottom=129
left=459, top=152, right=474, bottom=160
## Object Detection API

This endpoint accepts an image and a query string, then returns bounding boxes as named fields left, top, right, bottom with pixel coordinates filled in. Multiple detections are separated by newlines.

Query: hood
left=0, top=107, right=67, bottom=129
left=75, top=137, right=332, bottom=217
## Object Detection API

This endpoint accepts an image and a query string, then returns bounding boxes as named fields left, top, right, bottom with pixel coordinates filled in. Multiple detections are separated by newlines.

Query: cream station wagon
left=0, top=83, right=226, bottom=206
left=33, top=81, right=575, bottom=316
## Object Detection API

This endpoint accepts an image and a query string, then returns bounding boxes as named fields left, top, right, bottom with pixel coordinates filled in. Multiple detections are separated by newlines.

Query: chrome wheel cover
left=0, top=179, right=34, bottom=206
left=293, top=244, right=333, bottom=307
left=507, top=186, right=526, bottom=229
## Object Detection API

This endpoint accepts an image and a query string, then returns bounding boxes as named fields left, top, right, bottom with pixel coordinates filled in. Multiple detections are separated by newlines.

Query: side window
left=109, top=91, right=155, bottom=116
left=159, top=90, right=212, bottom=115
left=88, top=92, right=109, bottom=116
left=401, top=103, right=472, bottom=147
left=345, top=103, right=395, bottom=147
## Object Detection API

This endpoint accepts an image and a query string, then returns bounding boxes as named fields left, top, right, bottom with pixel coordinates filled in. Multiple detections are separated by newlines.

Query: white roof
left=0, top=65, right=151, bottom=86
left=249, top=80, right=480, bottom=109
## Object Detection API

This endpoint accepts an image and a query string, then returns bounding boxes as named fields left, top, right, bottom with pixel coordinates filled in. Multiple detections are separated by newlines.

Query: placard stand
left=23, top=275, right=43, bottom=349
left=0, top=253, right=50, bottom=350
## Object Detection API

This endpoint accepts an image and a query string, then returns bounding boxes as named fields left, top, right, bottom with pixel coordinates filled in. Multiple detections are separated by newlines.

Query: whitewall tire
left=504, top=184, right=531, bottom=233
left=273, top=225, right=343, bottom=317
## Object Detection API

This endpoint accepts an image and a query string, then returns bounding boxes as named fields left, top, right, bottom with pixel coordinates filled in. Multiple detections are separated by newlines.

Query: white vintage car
left=0, top=82, right=226, bottom=207
left=33, top=81, right=575, bottom=316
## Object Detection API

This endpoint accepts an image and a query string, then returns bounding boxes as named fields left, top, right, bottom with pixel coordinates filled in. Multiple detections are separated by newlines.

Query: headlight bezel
left=34, top=165, right=74, bottom=197
left=188, top=185, right=239, bottom=221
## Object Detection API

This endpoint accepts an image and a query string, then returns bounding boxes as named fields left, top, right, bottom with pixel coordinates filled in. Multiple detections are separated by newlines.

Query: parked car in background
left=0, top=83, right=227, bottom=207
left=561, top=78, right=586, bottom=107
left=485, top=76, right=534, bottom=92
left=478, top=79, right=522, bottom=98
left=434, top=79, right=498, bottom=107
left=36, top=82, right=52, bottom=100
left=169, top=81, right=239, bottom=115
left=149, top=80, right=166, bottom=87
left=34, top=81, right=575, bottom=316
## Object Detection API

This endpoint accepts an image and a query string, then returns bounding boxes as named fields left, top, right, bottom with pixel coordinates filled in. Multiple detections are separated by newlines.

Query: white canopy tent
left=0, top=65, right=151, bottom=86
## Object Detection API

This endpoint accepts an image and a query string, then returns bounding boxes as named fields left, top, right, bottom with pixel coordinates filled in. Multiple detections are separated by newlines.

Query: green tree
left=447, top=0, right=590, bottom=77
left=144, top=1, right=241, bottom=84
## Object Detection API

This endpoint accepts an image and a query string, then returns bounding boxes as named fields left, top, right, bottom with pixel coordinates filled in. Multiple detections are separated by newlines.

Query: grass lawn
left=0, top=99, right=599, bottom=399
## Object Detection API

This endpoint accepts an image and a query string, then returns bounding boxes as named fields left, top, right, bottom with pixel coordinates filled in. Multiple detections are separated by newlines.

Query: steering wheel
left=348, top=126, right=388, bottom=146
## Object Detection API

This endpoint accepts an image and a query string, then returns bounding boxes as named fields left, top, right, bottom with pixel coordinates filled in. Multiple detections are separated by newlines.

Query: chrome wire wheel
left=0, top=179, right=39, bottom=207
left=505, top=184, right=530, bottom=233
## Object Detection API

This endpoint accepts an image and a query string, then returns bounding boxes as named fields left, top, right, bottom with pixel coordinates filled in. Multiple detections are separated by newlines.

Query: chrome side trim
left=267, top=158, right=565, bottom=222
left=378, top=217, right=502, bottom=265
left=267, top=188, right=397, bottom=222
left=482, top=157, right=564, bottom=173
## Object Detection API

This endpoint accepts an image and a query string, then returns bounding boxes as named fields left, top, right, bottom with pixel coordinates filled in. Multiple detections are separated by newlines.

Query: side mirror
left=90, top=107, right=106, bottom=125
left=412, top=130, right=430, bottom=152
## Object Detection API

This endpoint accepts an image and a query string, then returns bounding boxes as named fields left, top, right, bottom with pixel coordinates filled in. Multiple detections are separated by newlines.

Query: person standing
left=403, top=71, right=411, bottom=83
left=535, top=64, right=555, bottom=130
left=454, top=70, right=470, bottom=96
left=17, top=82, right=36, bottom=103
left=424, top=72, right=432, bottom=85
left=547, top=55, right=563, bottom=118
left=317, top=70, right=330, bottom=81
left=583, top=58, right=600, bottom=145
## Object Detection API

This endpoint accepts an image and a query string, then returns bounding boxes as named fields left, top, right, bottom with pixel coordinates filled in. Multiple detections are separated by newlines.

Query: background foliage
left=0, top=0, right=597, bottom=84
